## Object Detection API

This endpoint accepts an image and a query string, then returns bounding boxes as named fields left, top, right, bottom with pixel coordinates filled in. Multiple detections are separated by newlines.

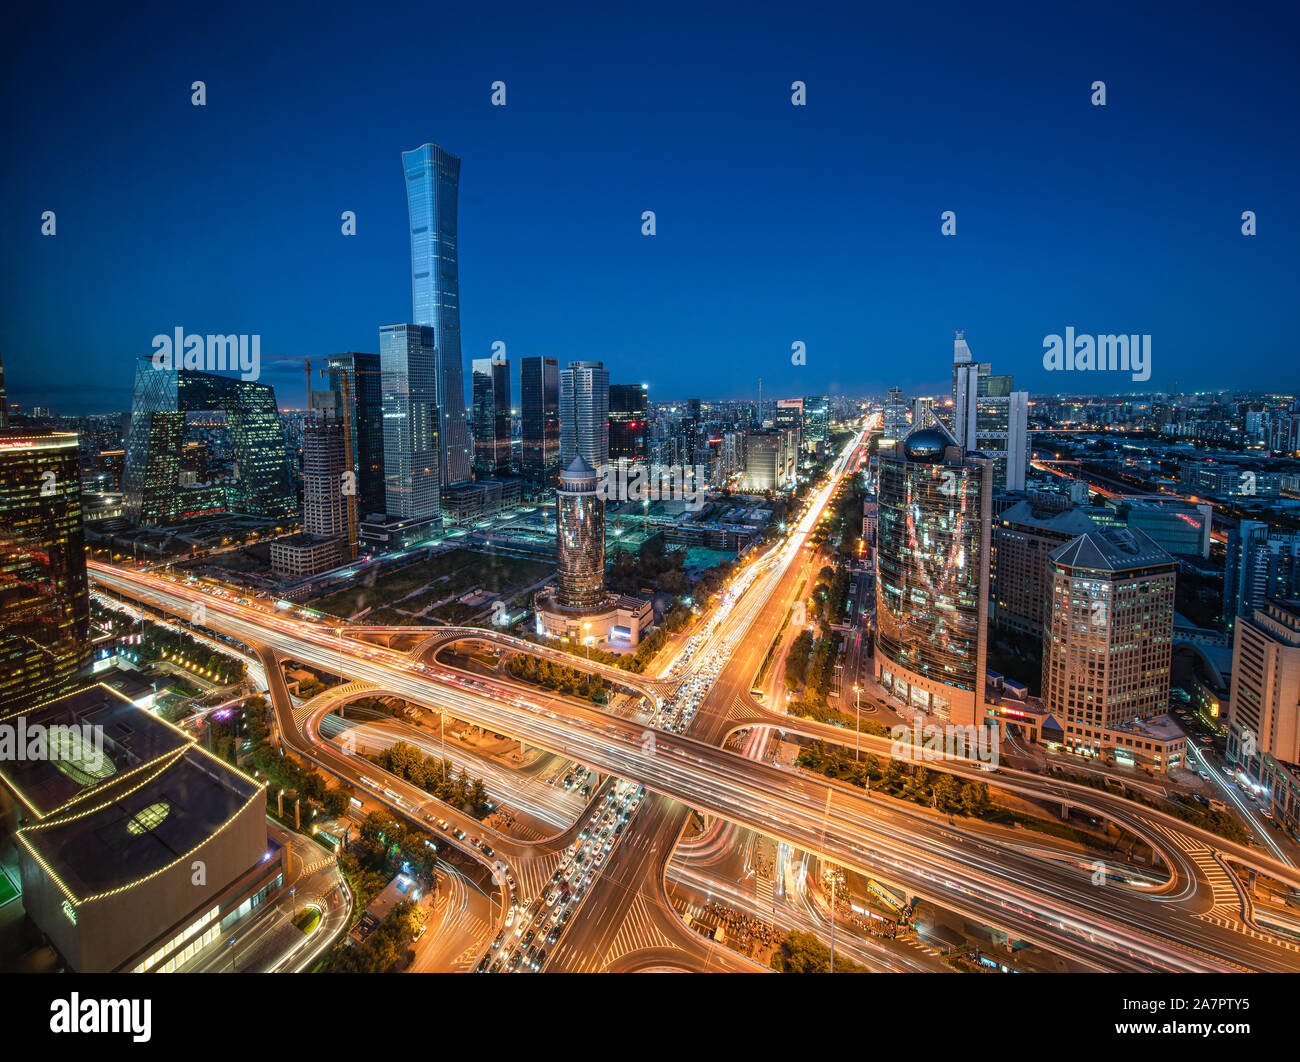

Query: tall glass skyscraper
left=379, top=324, right=441, bottom=526
left=875, top=427, right=992, bottom=727
left=472, top=357, right=512, bottom=476
left=326, top=352, right=386, bottom=516
left=521, top=356, right=560, bottom=478
left=609, top=384, right=648, bottom=461
left=403, top=143, right=472, bottom=487
left=559, top=361, right=609, bottom=470
left=121, top=360, right=294, bottom=525
left=0, top=429, right=89, bottom=712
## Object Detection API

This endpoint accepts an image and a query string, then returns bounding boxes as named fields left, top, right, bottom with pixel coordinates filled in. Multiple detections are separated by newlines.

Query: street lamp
left=852, top=684, right=861, bottom=762
left=583, top=622, right=592, bottom=661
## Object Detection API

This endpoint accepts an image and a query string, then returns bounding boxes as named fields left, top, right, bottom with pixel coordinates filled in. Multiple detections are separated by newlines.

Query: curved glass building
left=555, top=455, right=606, bottom=610
left=875, top=428, right=992, bottom=726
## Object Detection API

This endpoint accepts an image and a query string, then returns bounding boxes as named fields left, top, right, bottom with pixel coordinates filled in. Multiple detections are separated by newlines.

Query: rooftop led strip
left=16, top=743, right=266, bottom=908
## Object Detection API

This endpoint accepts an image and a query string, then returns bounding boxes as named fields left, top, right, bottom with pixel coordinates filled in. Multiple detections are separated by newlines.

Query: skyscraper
left=1226, top=599, right=1300, bottom=810
left=609, top=384, right=648, bottom=461
left=0, top=351, right=8, bottom=429
left=1041, top=527, right=1176, bottom=743
left=803, top=395, right=830, bottom=449
left=559, top=361, right=609, bottom=470
left=402, top=143, right=472, bottom=487
left=950, top=332, right=1029, bottom=491
left=472, top=357, right=512, bottom=477
left=774, top=398, right=804, bottom=454
left=880, top=387, right=908, bottom=447
left=521, top=356, right=560, bottom=478
left=0, top=429, right=90, bottom=712
left=325, top=352, right=386, bottom=516
left=678, top=398, right=702, bottom=465
left=554, top=456, right=606, bottom=611
left=121, top=360, right=294, bottom=525
left=379, top=324, right=441, bottom=531
left=875, top=427, right=992, bottom=728
left=1223, top=520, right=1300, bottom=627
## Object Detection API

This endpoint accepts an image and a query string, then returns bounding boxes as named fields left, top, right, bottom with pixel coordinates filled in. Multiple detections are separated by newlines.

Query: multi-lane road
left=89, top=430, right=1300, bottom=973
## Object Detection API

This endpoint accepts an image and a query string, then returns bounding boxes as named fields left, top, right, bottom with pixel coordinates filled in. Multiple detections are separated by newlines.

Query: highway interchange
left=88, top=429, right=1300, bottom=974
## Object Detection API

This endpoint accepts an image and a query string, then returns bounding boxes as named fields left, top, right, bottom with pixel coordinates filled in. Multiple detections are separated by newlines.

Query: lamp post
left=583, top=622, right=592, bottom=661
left=852, top=684, right=861, bottom=761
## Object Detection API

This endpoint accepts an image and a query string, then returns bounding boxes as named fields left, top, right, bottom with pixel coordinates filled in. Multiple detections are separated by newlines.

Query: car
left=491, top=930, right=505, bottom=950
left=453, top=828, right=466, bottom=840
left=522, top=928, right=537, bottom=947
left=481, top=844, right=495, bottom=858
left=437, top=818, right=451, bottom=831
left=533, top=948, right=547, bottom=969
left=476, top=955, right=491, bottom=972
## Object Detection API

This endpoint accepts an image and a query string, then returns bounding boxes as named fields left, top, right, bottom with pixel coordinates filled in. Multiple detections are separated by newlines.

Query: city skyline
left=5, top=0, right=1300, bottom=1011
left=3, top=1, right=1298, bottom=414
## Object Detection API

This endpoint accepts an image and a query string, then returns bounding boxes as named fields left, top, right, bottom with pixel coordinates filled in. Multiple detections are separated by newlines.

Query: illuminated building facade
left=6, top=684, right=283, bottom=972
left=521, top=356, right=560, bottom=478
left=402, top=142, right=473, bottom=487
left=875, top=427, right=992, bottom=727
left=1041, top=527, right=1176, bottom=750
left=0, top=429, right=89, bottom=712
left=121, top=360, right=295, bottom=525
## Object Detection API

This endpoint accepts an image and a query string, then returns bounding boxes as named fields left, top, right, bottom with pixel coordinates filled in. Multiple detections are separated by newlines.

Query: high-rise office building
left=301, top=417, right=348, bottom=538
left=0, top=429, right=90, bottom=712
left=521, top=356, right=560, bottom=478
left=379, top=324, right=442, bottom=531
left=911, top=396, right=938, bottom=431
left=402, top=143, right=472, bottom=487
left=880, top=387, right=908, bottom=447
left=1041, top=527, right=1176, bottom=744
left=742, top=430, right=791, bottom=491
left=950, top=332, right=1029, bottom=491
left=121, top=360, right=294, bottom=525
left=678, top=398, right=702, bottom=465
left=774, top=398, right=804, bottom=454
left=1227, top=599, right=1300, bottom=769
left=609, top=384, right=648, bottom=461
left=875, top=427, right=992, bottom=728
left=1223, top=520, right=1300, bottom=627
left=0, top=351, right=7, bottom=429
left=993, top=500, right=1101, bottom=636
left=472, top=357, right=512, bottom=476
left=325, top=352, right=386, bottom=516
left=803, top=395, right=829, bottom=449
left=1226, top=600, right=1300, bottom=825
left=270, top=411, right=349, bottom=578
left=559, top=361, right=609, bottom=470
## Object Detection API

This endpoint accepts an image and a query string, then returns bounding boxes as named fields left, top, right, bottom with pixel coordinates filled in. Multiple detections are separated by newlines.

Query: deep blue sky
left=2, top=0, right=1296, bottom=414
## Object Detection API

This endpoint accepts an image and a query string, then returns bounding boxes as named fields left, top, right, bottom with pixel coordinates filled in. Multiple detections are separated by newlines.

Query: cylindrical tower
left=555, top=455, right=606, bottom=610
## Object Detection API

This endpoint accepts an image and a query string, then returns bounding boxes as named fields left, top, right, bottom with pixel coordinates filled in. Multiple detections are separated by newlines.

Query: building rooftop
left=1049, top=526, right=1174, bottom=573
left=998, top=500, right=1101, bottom=536
left=18, top=746, right=262, bottom=902
left=0, top=684, right=192, bottom=819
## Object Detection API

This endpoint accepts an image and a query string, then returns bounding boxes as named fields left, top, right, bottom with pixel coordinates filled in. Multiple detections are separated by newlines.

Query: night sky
left=2, top=0, right=1296, bottom=414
